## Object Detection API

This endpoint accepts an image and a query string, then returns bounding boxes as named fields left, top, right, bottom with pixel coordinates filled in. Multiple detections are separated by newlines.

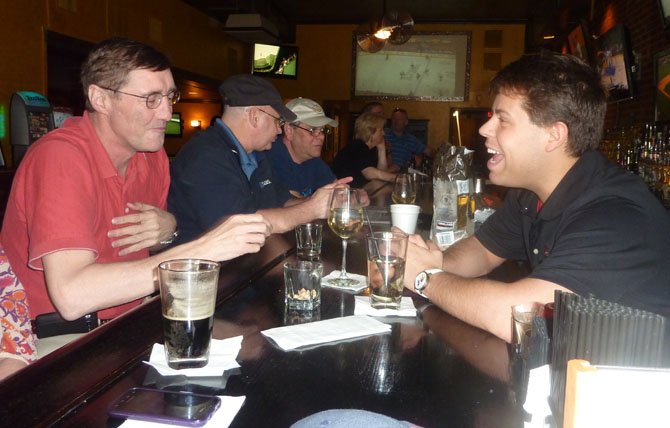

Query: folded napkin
left=262, top=315, right=391, bottom=351
left=119, top=395, right=246, bottom=428
left=354, top=296, right=417, bottom=317
left=144, top=336, right=242, bottom=377
left=322, top=271, right=368, bottom=293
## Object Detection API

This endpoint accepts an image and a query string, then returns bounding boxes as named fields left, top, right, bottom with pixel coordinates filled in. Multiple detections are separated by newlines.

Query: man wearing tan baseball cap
left=169, top=77, right=351, bottom=243
left=267, top=97, right=341, bottom=198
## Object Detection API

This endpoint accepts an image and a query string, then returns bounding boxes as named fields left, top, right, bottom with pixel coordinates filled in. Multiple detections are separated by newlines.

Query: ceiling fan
left=355, top=3, right=414, bottom=53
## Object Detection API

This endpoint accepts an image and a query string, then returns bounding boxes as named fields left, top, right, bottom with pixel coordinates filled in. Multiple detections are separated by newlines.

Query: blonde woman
left=332, top=112, right=397, bottom=187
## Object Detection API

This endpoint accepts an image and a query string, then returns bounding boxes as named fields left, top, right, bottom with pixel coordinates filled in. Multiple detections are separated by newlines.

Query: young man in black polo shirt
left=403, top=53, right=670, bottom=342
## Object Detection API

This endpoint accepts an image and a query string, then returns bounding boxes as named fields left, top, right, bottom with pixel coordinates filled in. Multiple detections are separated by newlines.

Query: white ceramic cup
left=390, top=204, right=420, bottom=234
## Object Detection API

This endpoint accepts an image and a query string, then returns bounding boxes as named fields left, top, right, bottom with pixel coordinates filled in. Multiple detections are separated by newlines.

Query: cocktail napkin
left=262, top=315, right=391, bottom=351
left=322, top=271, right=368, bottom=293
left=353, top=296, right=417, bottom=317
left=144, top=336, right=242, bottom=377
left=118, top=395, right=246, bottom=428
left=523, top=364, right=552, bottom=428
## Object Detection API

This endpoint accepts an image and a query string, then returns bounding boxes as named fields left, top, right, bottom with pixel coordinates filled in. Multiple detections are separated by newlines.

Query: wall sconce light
left=190, top=119, right=201, bottom=128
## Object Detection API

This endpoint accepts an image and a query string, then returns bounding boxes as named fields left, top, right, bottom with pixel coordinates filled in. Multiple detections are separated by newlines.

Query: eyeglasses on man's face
left=291, top=123, right=332, bottom=136
left=256, top=108, right=286, bottom=127
left=100, top=86, right=180, bottom=109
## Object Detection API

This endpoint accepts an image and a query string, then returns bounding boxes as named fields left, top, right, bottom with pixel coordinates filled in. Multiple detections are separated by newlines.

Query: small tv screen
left=252, top=43, right=298, bottom=79
left=166, top=112, right=182, bottom=137
left=595, top=24, right=635, bottom=103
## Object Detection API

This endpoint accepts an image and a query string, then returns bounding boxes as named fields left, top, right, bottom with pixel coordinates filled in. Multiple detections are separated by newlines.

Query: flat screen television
left=594, top=24, right=635, bottom=103
left=251, top=43, right=298, bottom=79
left=165, top=112, right=182, bottom=137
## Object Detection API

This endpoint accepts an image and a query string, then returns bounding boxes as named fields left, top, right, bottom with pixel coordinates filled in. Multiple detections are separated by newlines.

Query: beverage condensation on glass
left=366, top=231, right=408, bottom=310
left=159, top=259, right=220, bottom=369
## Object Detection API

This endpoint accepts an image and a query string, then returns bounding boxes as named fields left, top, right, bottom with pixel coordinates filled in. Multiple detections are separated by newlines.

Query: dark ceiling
left=181, top=0, right=565, bottom=50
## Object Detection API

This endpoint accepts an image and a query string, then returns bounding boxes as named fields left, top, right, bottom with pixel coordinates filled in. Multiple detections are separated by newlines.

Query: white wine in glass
left=327, top=187, right=364, bottom=287
left=392, top=173, right=416, bottom=204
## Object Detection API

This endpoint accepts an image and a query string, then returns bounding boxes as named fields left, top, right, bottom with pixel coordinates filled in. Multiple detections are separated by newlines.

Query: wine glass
left=392, top=173, right=416, bottom=204
left=327, top=187, right=364, bottom=287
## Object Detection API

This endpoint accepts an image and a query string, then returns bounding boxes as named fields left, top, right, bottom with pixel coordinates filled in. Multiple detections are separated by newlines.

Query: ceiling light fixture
left=355, top=1, right=414, bottom=53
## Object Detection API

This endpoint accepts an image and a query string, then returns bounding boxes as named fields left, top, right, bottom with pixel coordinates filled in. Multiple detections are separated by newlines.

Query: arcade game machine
left=10, top=91, right=54, bottom=166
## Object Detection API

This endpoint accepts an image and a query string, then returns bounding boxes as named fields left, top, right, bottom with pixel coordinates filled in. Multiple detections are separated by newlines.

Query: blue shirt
left=267, top=135, right=335, bottom=197
left=384, top=128, right=426, bottom=168
left=217, top=119, right=258, bottom=180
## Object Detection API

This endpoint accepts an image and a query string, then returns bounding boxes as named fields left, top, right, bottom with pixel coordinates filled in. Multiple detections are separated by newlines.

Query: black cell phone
left=108, top=387, right=221, bottom=427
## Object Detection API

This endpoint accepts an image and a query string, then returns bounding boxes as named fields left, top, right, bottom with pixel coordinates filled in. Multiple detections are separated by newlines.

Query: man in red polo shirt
left=0, top=38, right=270, bottom=375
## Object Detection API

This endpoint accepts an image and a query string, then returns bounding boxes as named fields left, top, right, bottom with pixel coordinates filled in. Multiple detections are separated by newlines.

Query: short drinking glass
left=284, top=260, right=322, bottom=311
left=295, top=223, right=323, bottom=261
left=366, top=231, right=408, bottom=310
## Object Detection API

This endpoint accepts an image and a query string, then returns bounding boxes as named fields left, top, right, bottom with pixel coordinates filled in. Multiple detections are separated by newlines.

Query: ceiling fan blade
left=385, top=10, right=414, bottom=45
left=355, top=21, right=386, bottom=53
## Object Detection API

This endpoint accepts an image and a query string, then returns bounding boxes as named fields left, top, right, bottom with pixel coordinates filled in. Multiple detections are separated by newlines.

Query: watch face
left=415, top=272, right=428, bottom=291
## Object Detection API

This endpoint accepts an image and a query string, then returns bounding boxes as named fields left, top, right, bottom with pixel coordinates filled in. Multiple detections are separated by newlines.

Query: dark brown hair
left=490, top=52, right=607, bottom=156
left=80, top=37, right=171, bottom=111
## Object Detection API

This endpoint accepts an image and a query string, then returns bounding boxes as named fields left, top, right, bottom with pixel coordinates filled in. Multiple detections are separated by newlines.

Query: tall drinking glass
left=158, top=259, right=219, bottom=369
left=327, top=187, right=364, bottom=287
left=392, top=173, right=416, bottom=204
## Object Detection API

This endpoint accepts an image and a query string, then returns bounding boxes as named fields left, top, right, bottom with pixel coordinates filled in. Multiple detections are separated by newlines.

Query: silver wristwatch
left=414, top=268, right=444, bottom=297
left=159, top=229, right=179, bottom=246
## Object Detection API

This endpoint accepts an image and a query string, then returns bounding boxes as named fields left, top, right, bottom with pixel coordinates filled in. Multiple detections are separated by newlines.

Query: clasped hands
left=108, top=202, right=176, bottom=256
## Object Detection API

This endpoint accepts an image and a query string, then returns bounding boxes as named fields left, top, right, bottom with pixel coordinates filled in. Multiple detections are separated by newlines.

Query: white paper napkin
left=523, top=364, right=552, bottom=428
left=144, top=336, right=242, bottom=377
left=119, top=395, right=246, bottom=428
left=322, top=271, right=368, bottom=293
left=262, top=315, right=391, bottom=351
left=354, top=296, right=417, bottom=317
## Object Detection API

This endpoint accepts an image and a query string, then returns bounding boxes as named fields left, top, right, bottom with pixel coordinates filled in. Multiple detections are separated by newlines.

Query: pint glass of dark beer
left=158, top=259, right=220, bottom=369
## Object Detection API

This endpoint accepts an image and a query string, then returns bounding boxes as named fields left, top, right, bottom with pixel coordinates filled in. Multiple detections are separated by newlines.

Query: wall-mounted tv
left=352, top=32, right=471, bottom=101
left=594, top=24, right=635, bottom=103
left=251, top=43, right=298, bottom=79
left=165, top=112, right=182, bottom=137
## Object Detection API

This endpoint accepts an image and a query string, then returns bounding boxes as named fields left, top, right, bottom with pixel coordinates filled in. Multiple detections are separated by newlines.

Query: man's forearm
left=442, top=236, right=503, bottom=278
left=422, top=273, right=565, bottom=342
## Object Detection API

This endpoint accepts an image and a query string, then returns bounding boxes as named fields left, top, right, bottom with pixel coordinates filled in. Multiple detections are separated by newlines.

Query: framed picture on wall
left=567, top=22, right=592, bottom=64
left=351, top=32, right=471, bottom=101
left=654, top=49, right=670, bottom=121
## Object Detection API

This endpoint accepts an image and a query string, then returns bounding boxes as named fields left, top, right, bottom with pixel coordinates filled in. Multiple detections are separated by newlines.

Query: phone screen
left=109, top=387, right=221, bottom=426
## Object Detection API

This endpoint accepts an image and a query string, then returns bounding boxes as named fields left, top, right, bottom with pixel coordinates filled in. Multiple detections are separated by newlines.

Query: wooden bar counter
left=0, top=183, right=527, bottom=428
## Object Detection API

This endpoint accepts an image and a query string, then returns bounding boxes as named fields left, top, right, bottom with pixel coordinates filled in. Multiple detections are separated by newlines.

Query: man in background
left=361, top=101, right=384, bottom=115
left=385, top=108, right=432, bottom=168
left=267, top=97, right=337, bottom=198
left=169, top=75, right=350, bottom=244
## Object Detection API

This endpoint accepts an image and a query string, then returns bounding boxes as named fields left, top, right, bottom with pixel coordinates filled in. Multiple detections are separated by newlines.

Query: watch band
left=415, top=268, right=444, bottom=298
left=159, top=229, right=179, bottom=246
